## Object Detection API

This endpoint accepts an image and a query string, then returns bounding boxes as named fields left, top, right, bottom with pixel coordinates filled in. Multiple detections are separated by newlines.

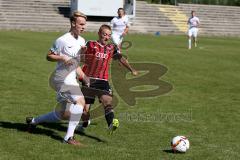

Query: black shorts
left=81, top=79, right=112, bottom=104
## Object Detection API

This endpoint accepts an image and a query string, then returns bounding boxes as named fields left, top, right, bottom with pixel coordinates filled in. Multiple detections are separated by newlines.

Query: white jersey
left=110, top=15, right=130, bottom=35
left=188, top=16, right=200, bottom=29
left=50, top=32, right=85, bottom=89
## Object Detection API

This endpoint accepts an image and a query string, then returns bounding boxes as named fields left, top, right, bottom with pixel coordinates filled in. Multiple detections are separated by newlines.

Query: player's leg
left=26, top=80, right=66, bottom=129
left=63, top=95, right=85, bottom=146
left=98, top=81, right=119, bottom=133
left=111, top=33, right=121, bottom=46
left=118, top=36, right=124, bottom=52
left=77, top=80, right=96, bottom=132
left=77, top=104, right=91, bottom=133
left=100, top=95, right=113, bottom=127
left=94, top=80, right=116, bottom=129
left=193, top=28, right=198, bottom=47
left=26, top=88, right=77, bottom=131
left=100, top=94, right=119, bottom=134
left=188, top=28, right=193, bottom=49
left=26, top=103, right=64, bottom=133
left=193, top=37, right=197, bottom=47
left=188, top=36, right=192, bottom=50
left=82, top=104, right=91, bottom=127
left=111, top=33, right=122, bottom=53
left=26, top=111, right=62, bottom=125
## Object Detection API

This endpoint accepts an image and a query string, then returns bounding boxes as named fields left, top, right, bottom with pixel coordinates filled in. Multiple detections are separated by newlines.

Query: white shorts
left=111, top=33, right=123, bottom=45
left=49, top=72, right=83, bottom=103
left=188, top=28, right=198, bottom=37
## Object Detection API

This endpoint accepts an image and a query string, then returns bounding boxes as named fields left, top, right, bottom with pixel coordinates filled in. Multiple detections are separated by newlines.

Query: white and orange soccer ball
left=171, top=136, right=190, bottom=153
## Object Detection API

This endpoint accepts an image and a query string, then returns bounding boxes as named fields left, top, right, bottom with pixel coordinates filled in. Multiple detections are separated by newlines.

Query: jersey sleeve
left=50, top=39, right=63, bottom=55
left=110, top=17, right=115, bottom=27
left=85, top=41, right=94, bottom=54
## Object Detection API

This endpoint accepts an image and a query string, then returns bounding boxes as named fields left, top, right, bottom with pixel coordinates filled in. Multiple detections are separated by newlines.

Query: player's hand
left=132, top=70, right=138, bottom=76
left=64, top=59, right=74, bottom=65
left=61, top=56, right=73, bottom=65
left=83, top=75, right=90, bottom=87
left=122, top=32, right=127, bottom=37
left=81, top=46, right=87, bottom=54
left=79, top=46, right=88, bottom=63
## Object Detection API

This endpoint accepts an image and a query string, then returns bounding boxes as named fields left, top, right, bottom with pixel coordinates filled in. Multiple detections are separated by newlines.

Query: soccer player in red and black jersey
left=79, top=24, right=137, bottom=133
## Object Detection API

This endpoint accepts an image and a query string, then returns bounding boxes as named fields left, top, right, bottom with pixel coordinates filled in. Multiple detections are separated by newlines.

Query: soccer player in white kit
left=187, top=11, right=200, bottom=49
left=26, top=11, right=89, bottom=146
left=110, top=8, right=130, bottom=49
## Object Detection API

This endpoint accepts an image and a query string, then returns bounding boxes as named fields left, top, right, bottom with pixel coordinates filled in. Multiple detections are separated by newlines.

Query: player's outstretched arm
left=118, top=56, right=138, bottom=76
left=47, top=50, right=62, bottom=61
left=76, top=66, right=90, bottom=86
left=122, top=26, right=129, bottom=37
left=46, top=50, right=72, bottom=65
left=197, top=21, right=200, bottom=28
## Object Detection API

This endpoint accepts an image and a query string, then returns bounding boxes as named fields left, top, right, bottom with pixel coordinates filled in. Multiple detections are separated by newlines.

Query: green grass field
left=0, top=31, right=240, bottom=160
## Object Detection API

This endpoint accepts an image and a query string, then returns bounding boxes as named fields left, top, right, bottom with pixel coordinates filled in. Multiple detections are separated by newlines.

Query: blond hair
left=70, top=11, right=87, bottom=23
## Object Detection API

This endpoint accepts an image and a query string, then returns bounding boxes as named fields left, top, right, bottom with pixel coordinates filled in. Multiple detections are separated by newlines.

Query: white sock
left=64, top=104, right=83, bottom=141
left=33, top=111, right=61, bottom=125
left=188, top=39, right=191, bottom=49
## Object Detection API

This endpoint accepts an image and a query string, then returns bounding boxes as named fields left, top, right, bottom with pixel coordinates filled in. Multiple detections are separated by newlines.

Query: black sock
left=81, top=112, right=90, bottom=128
left=105, top=112, right=114, bottom=127
left=105, top=105, right=114, bottom=127
left=82, top=121, right=89, bottom=128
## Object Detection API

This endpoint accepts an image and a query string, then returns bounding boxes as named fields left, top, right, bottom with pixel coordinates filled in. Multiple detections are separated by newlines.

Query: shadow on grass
left=163, top=149, right=174, bottom=153
left=41, top=122, right=107, bottom=143
left=0, top=121, right=62, bottom=142
left=163, top=149, right=186, bottom=154
left=0, top=121, right=106, bottom=143
left=77, top=130, right=107, bottom=143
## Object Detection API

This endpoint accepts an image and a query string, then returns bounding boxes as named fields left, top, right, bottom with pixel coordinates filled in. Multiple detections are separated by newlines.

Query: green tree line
left=139, top=0, right=240, bottom=6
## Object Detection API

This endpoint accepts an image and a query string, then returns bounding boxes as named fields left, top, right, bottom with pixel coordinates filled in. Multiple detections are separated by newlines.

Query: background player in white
left=26, top=11, right=89, bottom=146
left=187, top=10, right=200, bottom=49
left=110, top=8, right=130, bottom=49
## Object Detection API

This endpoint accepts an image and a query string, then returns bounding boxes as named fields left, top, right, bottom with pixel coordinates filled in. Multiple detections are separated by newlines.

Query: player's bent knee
left=83, top=104, right=90, bottom=113
left=101, top=95, right=112, bottom=106
left=76, top=96, right=85, bottom=106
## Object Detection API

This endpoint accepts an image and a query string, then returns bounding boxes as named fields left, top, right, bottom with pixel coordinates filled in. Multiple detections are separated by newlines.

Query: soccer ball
left=171, top=136, right=190, bottom=153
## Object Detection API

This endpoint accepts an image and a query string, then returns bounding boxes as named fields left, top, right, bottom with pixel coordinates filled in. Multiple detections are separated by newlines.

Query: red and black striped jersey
left=82, top=41, right=122, bottom=80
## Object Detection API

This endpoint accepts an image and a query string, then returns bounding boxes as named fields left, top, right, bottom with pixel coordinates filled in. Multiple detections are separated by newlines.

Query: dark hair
left=99, top=24, right=112, bottom=33
left=70, top=11, right=87, bottom=23
left=118, top=8, right=125, bottom=12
